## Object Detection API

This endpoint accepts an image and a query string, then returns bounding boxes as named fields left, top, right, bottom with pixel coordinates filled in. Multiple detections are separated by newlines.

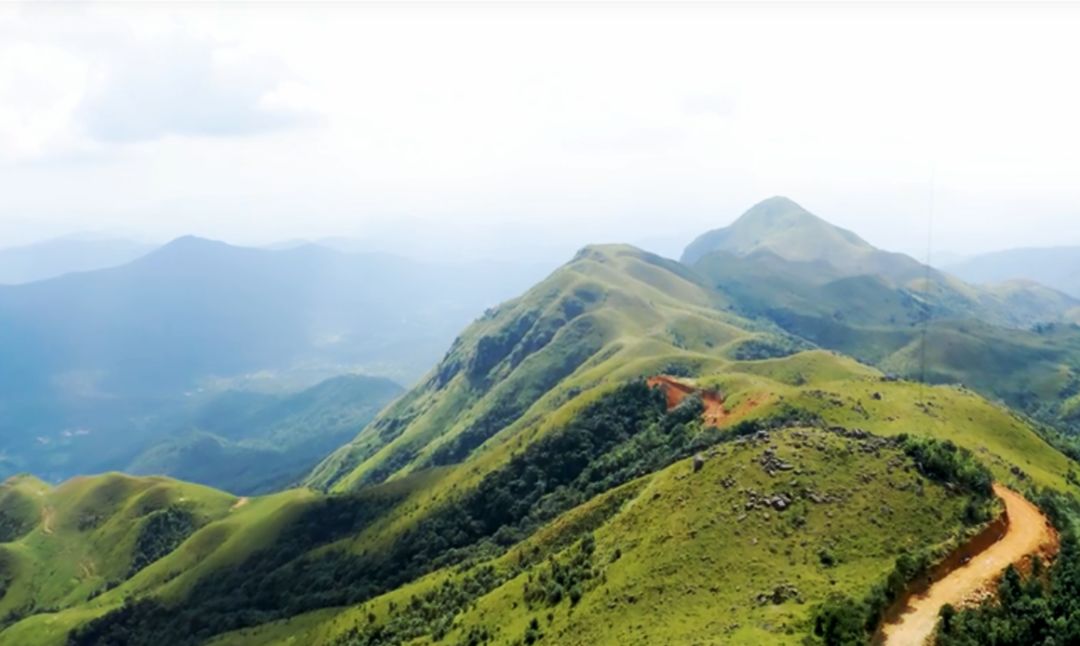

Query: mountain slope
left=213, top=426, right=985, bottom=646
left=1, top=241, right=1078, bottom=645
left=947, top=246, right=1080, bottom=299
left=125, top=374, right=404, bottom=494
left=685, top=199, right=1080, bottom=432
left=684, top=197, right=1079, bottom=329
left=681, top=196, right=925, bottom=282
left=306, top=244, right=766, bottom=492
left=0, top=236, right=154, bottom=285
left=0, top=238, right=543, bottom=484
left=0, top=473, right=236, bottom=628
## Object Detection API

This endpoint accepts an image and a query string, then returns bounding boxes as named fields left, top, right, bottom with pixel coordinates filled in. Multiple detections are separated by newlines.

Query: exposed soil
left=41, top=505, right=55, bottom=535
left=230, top=497, right=250, bottom=511
left=876, top=483, right=1059, bottom=645
left=646, top=375, right=727, bottom=426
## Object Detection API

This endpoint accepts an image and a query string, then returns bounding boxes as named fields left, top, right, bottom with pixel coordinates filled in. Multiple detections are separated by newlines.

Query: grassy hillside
left=680, top=197, right=925, bottom=283
left=307, top=244, right=765, bottom=493
left=0, top=473, right=236, bottom=629
left=211, top=426, right=986, bottom=646
left=6, top=347, right=1070, bottom=646
left=690, top=236, right=1080, bottom=432
left=2, top=239, right=1078, bottom=646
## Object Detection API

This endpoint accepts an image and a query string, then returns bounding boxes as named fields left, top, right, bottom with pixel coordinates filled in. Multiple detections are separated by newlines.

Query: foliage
left=523, top=534, right=597, bottom=609
left=899, top=435, right=994, bottom=497
left=809, top=594, right=869, bottom=646
left=329, top=566, right=505, bottom=645
left=66, top=380, right=703, bottom=645
left=127, top=506, right=196, bottom=577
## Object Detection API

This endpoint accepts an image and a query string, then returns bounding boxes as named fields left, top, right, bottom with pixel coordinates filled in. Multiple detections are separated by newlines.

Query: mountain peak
left=680, top=198, right=925, bottom=282
left=731, top=196, right=817, bottom=228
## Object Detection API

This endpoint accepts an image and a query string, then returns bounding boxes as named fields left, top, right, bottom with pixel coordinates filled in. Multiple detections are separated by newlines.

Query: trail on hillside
left=41, top=506, right=55, bottom=535
left=877, top=484, right=1058, bottom=645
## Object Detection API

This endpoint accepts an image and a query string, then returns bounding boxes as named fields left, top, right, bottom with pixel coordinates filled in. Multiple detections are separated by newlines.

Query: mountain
left=681, top=196, right=926, bottom=281
left=947, top=246, right=1080, bottom=299
left=1, top=244, right=1073, bottom=645
left=0, top=236, right=154, bottom=284
left=2, top=205, right=1080, bottom=645
left=0, top=237, right=546, bottom=483
left=683, top=198, right=1080, bottom=430
left=125, top=374, right=403, bottom=494
left=682, top=197, right=1079, bottom=328
left=306, top=244, right=764, bottom=491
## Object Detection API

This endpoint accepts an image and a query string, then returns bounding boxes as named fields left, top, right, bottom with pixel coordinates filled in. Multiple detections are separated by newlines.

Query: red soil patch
left=646, top=375, right=728, bottom=426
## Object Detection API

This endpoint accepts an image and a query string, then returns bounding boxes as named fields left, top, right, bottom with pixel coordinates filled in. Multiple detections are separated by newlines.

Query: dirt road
left=878, top=484, right=1058, bottom=645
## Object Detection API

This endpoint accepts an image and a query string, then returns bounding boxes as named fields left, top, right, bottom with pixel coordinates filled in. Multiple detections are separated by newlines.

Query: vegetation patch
left=127, top=506, right=197, bottom=577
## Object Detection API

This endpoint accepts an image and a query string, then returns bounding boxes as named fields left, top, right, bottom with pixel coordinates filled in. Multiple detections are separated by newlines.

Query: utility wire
left=919, top=166, right=937, bottom=389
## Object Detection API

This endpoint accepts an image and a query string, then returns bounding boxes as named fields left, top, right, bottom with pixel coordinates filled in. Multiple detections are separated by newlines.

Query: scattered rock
left=756, top=583, right=801, bottom=606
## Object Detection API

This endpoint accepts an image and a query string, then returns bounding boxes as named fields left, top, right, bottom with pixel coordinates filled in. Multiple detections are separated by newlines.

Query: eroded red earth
left=646, top=375, right=730, bottom=426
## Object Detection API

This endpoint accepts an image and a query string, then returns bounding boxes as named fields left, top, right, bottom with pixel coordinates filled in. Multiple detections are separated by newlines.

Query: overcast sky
left=1, top=2, right=1078, bottom=263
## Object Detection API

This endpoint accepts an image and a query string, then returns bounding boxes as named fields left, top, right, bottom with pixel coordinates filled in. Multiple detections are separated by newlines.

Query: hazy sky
left=1, top=2, right=1078, bottom=262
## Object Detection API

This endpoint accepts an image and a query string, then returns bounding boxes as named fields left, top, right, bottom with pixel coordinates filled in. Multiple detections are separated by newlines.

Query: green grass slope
left=307, top=244, right=765, bottom=493
left=210, top=424, right=990, bottom=646
left=6, top=350, right=1076, bottom=646
left=0, top=473, right=236, bottom=629
left=125, top=350, right=1078, bottom=646
left=3, top=237, right=1079, bottom=646
left=690, top=236, right=1080, bottom=431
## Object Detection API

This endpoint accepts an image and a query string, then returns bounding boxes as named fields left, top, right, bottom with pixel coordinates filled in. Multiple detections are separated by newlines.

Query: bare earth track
left=878, top=483, right=1059, bottom=645
left=646, top=375, right=728, bottom=425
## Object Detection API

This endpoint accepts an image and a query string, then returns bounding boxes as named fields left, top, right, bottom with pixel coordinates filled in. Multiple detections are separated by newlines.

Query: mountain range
left=947, top=246, right=1080, bottom=299
left=0, top=238, right=548, bottom=485
left=1, top=197, right=1079, bottom=645
left=0, top=236, right=155, bottom=285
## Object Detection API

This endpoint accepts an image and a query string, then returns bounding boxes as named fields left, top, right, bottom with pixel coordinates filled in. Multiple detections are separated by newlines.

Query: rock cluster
left=756, top=583, right=801, bottom=605
left=758, top=446, right=795, bottom=476
left=743, top=488, right=794, bottom=512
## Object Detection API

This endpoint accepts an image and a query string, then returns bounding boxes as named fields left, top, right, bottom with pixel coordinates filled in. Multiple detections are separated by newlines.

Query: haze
left=2, top=2, right=1079, bottom=262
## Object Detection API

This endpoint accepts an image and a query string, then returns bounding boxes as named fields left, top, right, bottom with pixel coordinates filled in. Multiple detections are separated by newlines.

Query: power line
left=920, top=166, right=936, bottom=388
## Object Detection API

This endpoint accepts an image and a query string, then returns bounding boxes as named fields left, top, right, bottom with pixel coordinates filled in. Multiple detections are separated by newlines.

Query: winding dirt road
left=877, top=483, right=1058, bottom=645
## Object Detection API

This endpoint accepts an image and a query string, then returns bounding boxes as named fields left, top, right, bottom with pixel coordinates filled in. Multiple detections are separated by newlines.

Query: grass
left=210, top=426, right=984, bottom=645
left=0, top=473, right=235, bottom=626
left=3, top=241, right=1079, bottom=645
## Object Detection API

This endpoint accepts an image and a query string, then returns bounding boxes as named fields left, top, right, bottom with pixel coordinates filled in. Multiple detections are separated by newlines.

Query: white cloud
left=0, top=7, right=316, bottom=163
left=0, top=3, right=1078, bottom=259
left=78, top=33, right=316, bottom=143
left=0, top=42, right=89, bottom=162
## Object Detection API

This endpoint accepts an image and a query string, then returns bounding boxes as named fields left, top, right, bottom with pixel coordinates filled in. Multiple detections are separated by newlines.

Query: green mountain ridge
left=2, top=201, right=1080, bottom=645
